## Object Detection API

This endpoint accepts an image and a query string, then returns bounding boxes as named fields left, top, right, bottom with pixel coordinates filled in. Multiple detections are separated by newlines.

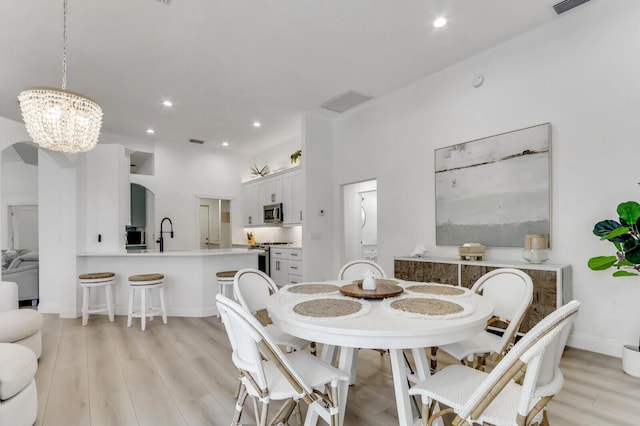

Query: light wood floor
left=33, top=313, right=640, bottom=426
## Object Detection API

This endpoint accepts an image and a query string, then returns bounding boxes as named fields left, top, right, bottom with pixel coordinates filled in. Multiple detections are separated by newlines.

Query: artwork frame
left=435, top=123, right=551, bottom=247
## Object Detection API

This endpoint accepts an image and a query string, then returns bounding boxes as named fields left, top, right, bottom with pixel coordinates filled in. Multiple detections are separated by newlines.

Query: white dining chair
left=433, top=268, right=533, bottom=371
left=233, top=268, right=310, bottom=352
left=216, top=294, right=349, bottom=426
left=336, top=260, right=388, bottom=384
left=409, top=299, right=580, bottom=426
left=338, top=260, right=386, bottom=281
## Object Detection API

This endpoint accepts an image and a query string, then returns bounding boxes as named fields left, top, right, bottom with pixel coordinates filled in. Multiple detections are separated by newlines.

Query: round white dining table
left=266, top=280, right=494, bottom=426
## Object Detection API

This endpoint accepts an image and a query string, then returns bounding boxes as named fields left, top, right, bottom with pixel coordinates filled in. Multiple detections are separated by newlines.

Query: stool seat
left=127, top=274, right=167, bottom=331
left=79, top=272, right=115, bottom=326
left=79, top=272, right=115, bottom=280
left=129, top=273, right=164, bottom=282
left=216, top=270, right=237, bottom=279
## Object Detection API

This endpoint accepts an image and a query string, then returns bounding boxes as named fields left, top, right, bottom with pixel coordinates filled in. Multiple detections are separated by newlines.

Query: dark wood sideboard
left=394, top=257, right=572, bottom=333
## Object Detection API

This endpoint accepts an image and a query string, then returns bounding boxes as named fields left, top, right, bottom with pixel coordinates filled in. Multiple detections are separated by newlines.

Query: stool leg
left=127, top=287, right=134, bottom=328
left=160, top=286, right=167, bottom=324
left=147, top=288, right=154, bottom=322
left=106, top=284, right=114, bottom=322
left=82, top=286, right=89, bottom=326
left=141, top=288, right=147, bottom=331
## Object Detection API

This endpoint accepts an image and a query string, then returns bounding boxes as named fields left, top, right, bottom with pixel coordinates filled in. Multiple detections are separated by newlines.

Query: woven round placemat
left=406, top=284, right=466, bottom=296
left=390, top=297, right=463, bottom=316
left=287, top=283, right=340, bottom=295
left=293, top=299, right=363, bottom=318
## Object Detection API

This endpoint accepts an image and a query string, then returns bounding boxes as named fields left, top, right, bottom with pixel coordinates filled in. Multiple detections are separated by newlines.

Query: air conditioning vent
left=553, top=0, right=590, bottom=14
left=189, top=138, right=205, bottom=144
left=321, top=91, right=373, bottom=114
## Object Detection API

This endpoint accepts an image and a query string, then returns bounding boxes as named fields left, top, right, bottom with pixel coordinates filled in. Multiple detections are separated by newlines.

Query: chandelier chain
left=62, top=0, right=67, bottom=90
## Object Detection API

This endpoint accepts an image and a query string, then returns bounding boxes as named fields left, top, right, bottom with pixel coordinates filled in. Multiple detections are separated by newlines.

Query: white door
left=342, top=180, right=377, bottom=264
left=199, top=205, right=210, bottom=248
left=9, top=204, right=38, bottom=250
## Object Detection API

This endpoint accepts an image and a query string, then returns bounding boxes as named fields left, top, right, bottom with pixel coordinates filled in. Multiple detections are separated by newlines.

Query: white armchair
left=0, top=281, right=42, bottom=359
left=0, top=343, right=38, bottom=426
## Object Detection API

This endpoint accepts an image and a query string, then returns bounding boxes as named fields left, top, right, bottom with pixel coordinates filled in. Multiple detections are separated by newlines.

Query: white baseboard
left=567, top=332, right=626, bottom=358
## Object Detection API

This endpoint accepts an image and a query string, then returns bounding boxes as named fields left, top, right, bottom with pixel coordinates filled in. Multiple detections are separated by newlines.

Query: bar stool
left=127, top=273, right=166, bottom=331
left=79, top=272, right=115, bottom=326
left=216, top=270, right=237, bottom=319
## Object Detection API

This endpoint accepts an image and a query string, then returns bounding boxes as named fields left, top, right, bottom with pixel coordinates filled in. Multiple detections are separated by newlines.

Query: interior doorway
left=342, top=179, right=378, bottom=264
left=8, top=204, right=38, bottom=250
left=198, top=197, right=231, bottom=249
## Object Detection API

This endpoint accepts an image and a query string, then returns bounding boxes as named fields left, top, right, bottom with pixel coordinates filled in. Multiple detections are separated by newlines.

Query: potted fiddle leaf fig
left=588, top=200, right=640, bottom=377
left=588, top=201, right=640, bottom=276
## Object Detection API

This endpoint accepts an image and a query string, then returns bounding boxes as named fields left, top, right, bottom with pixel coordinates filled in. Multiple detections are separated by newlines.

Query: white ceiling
left=0, top=0, right=586, bottom=153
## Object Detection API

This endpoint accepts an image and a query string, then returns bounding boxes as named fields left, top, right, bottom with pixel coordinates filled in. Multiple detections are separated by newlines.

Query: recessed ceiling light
left=253, top=121, right=261, bottom=128
left=162, top=100, right=173, bottom=107
left=222, top=141, right=229, bottom=147
left=146, top=128, right=155, bottom=134
left=433, top=17, right=447, bottom=28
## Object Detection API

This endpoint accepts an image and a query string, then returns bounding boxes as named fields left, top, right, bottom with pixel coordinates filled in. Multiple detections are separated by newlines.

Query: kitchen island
left=77, top=249, right=258, bottom=317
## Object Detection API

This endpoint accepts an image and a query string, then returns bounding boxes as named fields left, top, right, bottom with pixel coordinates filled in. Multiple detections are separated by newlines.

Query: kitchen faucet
left=157, top=217, right=174, bottom=252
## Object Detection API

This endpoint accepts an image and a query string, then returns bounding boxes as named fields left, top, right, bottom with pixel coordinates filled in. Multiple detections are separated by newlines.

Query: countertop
left=78, top=248, right=258, bottom=257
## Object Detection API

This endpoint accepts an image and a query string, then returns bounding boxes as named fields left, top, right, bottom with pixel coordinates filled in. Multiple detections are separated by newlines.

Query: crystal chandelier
left=18, top=0, right=103, bottom=154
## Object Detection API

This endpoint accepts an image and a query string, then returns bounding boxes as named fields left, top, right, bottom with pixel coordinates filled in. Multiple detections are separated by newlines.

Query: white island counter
left=77, top=249, right=258, bottom=317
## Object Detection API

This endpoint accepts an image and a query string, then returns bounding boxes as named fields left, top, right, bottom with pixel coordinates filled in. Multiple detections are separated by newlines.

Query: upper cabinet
left=282, top=169, right=304, bottom=225
left=242, top=167, right=304, bottom=227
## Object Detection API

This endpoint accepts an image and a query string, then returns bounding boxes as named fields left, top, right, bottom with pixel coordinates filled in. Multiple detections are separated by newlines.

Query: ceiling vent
left=552, top=0, right=590, bottom=14
left=320, top=91, right=373, bottom=114
left=189, top=138, right=204, bottom=144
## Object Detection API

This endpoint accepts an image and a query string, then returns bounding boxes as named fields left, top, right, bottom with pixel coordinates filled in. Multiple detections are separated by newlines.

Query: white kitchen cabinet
left=263, top=175, right=283, bottom=205
left=242, top=182, right=258, bottom=226
left=242, top=167, right=303, bottom=227
left=270, top=247, right=303, bottom=286
left=287, top=248, right=303, bottom=284
left=292, top=170, right=304, bottom=224
left=282, top=169, right=304, bottom=225
left=270, top=247, right=289, bottom=286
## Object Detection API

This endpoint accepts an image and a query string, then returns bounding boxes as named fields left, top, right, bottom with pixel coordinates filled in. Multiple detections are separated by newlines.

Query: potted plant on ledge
left=290, top=149, right=302, bottom=165
left=588, top=200, right=640, bottom=377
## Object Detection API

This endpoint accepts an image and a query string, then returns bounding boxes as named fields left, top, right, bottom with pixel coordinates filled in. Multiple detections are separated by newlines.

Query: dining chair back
left=435, top=268, right=533, bottom=370
left=338, top=260, right=386, bottom=280
left=233, top=268, right=277, bottom=314
left=233, top=268, right=309, bottom=352
left=410, top=299, right=580, bottom=426
left=216, top=294, right=348, bottom=426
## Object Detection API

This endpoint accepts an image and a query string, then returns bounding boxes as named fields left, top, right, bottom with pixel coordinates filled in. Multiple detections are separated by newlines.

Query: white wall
left=305, top=0, right=640, bottom=356
left=302, top=111, right=336, bottom=282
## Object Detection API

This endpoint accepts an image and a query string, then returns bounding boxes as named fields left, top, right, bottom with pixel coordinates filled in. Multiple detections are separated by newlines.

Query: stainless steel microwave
left=263, top=203, right=283, bottom=224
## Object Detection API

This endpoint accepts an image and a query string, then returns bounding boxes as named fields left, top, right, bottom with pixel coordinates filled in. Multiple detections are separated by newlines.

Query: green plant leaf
left=588, top=256, right=617, bottom=270
left=601, top=226, right=631, bottom=240
left=593, top=219, right=622, bottom=237
left=618, top=201, right=640, bottom=225
left=616, top=259, right=634, bottom=267
left=613, top=270, right=639, bottom=277
left=625, top=242, right=640, bottom=264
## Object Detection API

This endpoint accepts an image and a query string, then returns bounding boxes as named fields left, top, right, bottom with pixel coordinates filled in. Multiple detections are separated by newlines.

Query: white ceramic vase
left=622, top=345, right=640, bottom=378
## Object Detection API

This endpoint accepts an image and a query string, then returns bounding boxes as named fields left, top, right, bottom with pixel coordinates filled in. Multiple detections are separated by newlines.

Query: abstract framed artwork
left=435, top=123, right=551, bottom=247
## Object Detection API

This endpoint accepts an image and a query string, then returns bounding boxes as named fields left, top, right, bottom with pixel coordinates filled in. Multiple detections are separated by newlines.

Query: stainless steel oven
left=250, top=245, right=270, bottom=275
left=257, top=248, right=269, bottom=275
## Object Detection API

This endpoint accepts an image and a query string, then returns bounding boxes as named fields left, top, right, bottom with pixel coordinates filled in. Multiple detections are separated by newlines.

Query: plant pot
left=622, top=344, right=640, bottom=378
